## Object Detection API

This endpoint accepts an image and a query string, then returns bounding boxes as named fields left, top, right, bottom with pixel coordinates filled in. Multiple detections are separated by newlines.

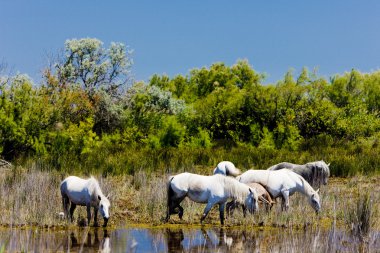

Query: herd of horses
left=59, top=160, right=330, bottom=227
left=165, top=160, right=330, bottom=225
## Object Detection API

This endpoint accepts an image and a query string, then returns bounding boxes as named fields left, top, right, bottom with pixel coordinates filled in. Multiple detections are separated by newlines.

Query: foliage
left=2, top=39, right=380, bottom=177
left=54, top=38, right=133, bottom=98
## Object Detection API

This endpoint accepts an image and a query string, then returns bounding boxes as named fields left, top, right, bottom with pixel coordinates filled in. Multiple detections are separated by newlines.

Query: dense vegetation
left=1, top=38, right=380, bottom=176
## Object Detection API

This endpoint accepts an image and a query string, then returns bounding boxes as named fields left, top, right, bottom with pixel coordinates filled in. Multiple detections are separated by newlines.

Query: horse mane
left=87, top=176, right=105, bottom=197
left=292, top=172, right=317, bottom=197
left=306, top=161, right=330, bottom=185
left=219, top=175, right=249, bottom=203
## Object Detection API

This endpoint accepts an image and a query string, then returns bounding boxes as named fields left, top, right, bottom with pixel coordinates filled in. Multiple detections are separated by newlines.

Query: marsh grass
left=27, top=140, right=380, bottom=178
left=1, top=163, right=380, bottom=235
left=0, top=166, right=63, bottom=226
left=346, top=191, right=373, bottom=241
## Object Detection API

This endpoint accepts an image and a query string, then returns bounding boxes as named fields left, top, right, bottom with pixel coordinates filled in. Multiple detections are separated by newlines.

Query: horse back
left=267, top=162, right=297, bottom=170
left=60, top=176, right=92, bottom=205
left=170, top=173, right=225, bottom=203
left=289, top=165, right=312, bottom=181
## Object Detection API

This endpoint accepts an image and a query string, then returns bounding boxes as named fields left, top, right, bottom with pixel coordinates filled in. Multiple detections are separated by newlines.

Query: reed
left=1, top=162, right=380, bottom=234
left=346, top=191, right=373, bottom=241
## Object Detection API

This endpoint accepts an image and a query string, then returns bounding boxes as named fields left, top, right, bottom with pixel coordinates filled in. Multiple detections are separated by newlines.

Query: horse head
left=324, top=162, right=331, bottom=185
left=309, top=189, right=321, bottom=214
left=312, top=161, right=330, bottom=186
left=245, top=188, right=259, bottom=214
left=98, top=195, right=111, bottom=227
left=319, top=161, right=330, bottom=185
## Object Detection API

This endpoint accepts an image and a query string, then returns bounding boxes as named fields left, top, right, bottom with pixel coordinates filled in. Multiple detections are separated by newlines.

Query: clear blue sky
left=1, top=1, right=380, bottom=84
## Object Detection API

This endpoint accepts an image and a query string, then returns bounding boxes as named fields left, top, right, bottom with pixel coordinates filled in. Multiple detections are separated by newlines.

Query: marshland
left=1, top=150, right=380, bottom=252
left=2, top=36, right=380, bottom=251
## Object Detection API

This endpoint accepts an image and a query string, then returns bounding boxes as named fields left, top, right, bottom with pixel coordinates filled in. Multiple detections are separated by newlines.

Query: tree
left=0, top=74, right=49, bottom=159
left=54, top=38, right=133, bottom=98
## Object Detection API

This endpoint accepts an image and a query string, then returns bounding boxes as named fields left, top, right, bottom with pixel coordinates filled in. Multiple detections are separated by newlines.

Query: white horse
left=165, top=173, right=259, bottom=225
left=267, top=160, right=330, bottom=187
left=60, top=176, right=111, bottom=227
left=213, top=161, right=241, bottom=177
left=237, top=169, right=321, bottom=213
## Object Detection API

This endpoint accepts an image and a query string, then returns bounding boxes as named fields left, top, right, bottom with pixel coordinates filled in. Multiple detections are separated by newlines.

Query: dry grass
left=0, top=166, right=62, bottom=226
left=1, top=165, right=380, bottom=234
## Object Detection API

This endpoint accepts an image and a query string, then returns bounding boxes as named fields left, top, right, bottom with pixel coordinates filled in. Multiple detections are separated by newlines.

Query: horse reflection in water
left=165, top=228, right=184, bottom=252
left=62, top=228, right=110, bottom=252
left=163, top=227, right=259, bottom=252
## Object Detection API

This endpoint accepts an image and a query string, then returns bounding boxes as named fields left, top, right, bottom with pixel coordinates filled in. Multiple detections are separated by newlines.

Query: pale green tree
left=55, top=38, right=133, bottom=97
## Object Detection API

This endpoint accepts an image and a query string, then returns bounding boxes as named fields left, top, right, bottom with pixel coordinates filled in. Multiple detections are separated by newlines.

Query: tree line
left=1, top=38, right=380, bottom=174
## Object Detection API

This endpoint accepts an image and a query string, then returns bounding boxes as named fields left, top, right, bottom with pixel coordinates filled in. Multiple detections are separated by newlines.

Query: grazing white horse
left=213, top=161, right=241, bottom=177
left=267, top=160, right=330, bottom=187
left=165, top=173, right=258, bottom=225
left=237, top=169, right=321, bottom=213
left=60, top=176, right=111, bottom=227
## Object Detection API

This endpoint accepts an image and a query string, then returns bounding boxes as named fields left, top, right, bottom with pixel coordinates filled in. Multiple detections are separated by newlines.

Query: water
left=1, top=226, right=380, bottom=252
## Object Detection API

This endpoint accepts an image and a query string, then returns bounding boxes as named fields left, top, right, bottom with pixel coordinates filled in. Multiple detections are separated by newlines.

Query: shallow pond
left=1, top=225, right=380, bottom=252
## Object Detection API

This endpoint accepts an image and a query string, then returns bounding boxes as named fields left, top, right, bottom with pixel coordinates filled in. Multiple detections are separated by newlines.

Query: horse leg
left=200, top=202, right=214, bottom=225
left=93, top=207, right=99, bottom=227
left=165, top=200, right=176, bottom=222
left=219, top=203, right=226, bottom=225
left=165, top=197, right=184, bottom=222
left=242, top=204, right=247, bottom=217
left=69, top=203, right=76, bottom=222
left=225, top=200, right=235, bottom=218
left=165, top=202, right=171, bottom=222
left=265, top=199, right=270, bottom=212
left=178, top=204, right=184, bottom=219
left=86, top=204, right=91, bottom=226
left=281, top=190, right=290, bottom=211
left=62, top=195, right=70, bottom=220
left=173, top=197, right=185, bottom=219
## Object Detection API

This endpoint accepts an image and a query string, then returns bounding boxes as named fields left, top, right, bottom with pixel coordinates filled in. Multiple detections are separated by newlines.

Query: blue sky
left=1, top=1, right=380, bottom=84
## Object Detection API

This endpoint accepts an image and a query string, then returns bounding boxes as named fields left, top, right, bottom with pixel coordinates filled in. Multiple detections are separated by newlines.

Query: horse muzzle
left=103, top=217, right=109, bottom=227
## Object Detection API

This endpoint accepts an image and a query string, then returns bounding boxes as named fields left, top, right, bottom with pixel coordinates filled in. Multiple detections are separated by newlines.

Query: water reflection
left=62, top=228, right=110, bottom=252
left=1, top=226, right=380, bottom=252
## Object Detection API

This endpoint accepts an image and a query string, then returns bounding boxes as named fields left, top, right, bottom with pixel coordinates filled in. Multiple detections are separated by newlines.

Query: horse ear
left=327, top=163, right=330, bottom=167
left=316, top=189, right=320, bottom=193
left=98, top=195, right=102, bottom=201
left=249, top=188, right=252, bottom=194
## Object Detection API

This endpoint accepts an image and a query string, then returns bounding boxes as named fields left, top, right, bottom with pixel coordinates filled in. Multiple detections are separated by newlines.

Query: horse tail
left=165, top=176, right=175, bottom=222
left=225, top=164, right=241, bottom=177
left=258, top=195, right=269, bottom=204
left=60, top=180, right=69, bottom=218
left=167, top=177, right=175, bottom=201
left=59, top=180, right=66, bottom=197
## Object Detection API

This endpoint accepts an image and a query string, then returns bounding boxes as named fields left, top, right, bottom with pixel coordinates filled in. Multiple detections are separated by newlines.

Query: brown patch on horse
left=246, top=182, right=275, bottom=206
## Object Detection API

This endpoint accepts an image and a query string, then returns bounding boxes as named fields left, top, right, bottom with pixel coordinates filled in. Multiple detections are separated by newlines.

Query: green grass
left=18, top=140, right=380, bottom=178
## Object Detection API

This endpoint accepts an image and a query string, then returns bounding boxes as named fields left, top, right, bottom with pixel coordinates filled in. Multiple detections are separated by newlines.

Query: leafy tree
left=93, top=90, right=126, bottom=134
left=193, top=84, right=245, bottom=143
left=328, top=69, right=364, bottom=109
left=362, top=71, right=380, bottom=113
left=158, top=116, right=185, bottom=147
left=54, top=38, right=133, bottom=98
left=230, top=59, right=263, bottom=89
left=124, top=82, right=187, bottom=142
left=0, top=75, right=48, bottom=159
